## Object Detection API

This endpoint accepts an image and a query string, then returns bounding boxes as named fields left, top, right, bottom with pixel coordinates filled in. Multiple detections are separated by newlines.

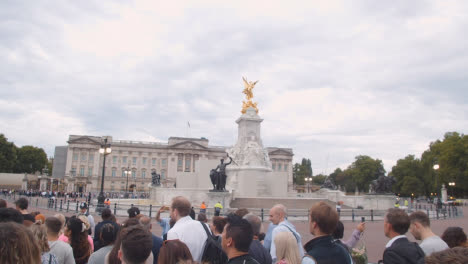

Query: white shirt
left=167, top=216, right=208, bottom=262
left=420, top=236, right=449, bottom=255
left=385, top=235, right=407, bottom=248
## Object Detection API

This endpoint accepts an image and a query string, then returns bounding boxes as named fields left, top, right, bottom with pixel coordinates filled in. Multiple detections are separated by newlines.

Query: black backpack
left=200, top=221, right=228, bottom=264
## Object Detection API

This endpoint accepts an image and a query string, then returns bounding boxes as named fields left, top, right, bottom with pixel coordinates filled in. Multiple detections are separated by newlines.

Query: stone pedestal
left=150, top=185, right=232, bottom=209
left=207, top=191, right=232, bottom=210
left=441, top=184, right=447, bottom=203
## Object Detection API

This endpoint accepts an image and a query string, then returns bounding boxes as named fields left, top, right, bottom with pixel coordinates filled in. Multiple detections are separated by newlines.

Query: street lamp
left=97, top=138, right=111, bottom=213
left=449, top=182, right=455, bottom=198
left=305, top=177, right=312, bottom=193
left=124, top=167, right=131, bottom=193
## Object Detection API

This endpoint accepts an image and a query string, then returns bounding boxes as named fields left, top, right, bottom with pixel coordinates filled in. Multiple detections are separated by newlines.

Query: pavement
left=5, top=197, right=468, bottom=263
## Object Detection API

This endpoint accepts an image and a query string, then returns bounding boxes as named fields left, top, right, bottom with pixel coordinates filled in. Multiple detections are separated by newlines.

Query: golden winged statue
left=241, top=77, right=259, bottom=114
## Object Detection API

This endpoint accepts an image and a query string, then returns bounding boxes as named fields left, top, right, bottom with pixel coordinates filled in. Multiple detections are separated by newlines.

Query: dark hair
left=0, top=199, right=7, bottom=208
left=66, top=216, right=91, bottom=264
left=212, top=216, right=227, bottom=234
left=158, top=239, right=194, bottom=264
left=101, top=208, right=112, bottom=220
left=333, top=221, right=344, bottom=239
left=100, top=223, right=117, bottom=247
left=107, top=218, right=141, bottom=264
left=127, top=207, right=140, bottom=218
left=225, top=213, right=253, bottom=252
left=441, top=227, right=467, bottom=248
left=0, top=222, right=41, bottom=264
left=0, top=208, right=24, bottom=224
left=409, top=211, right=430, bottom=227
left=309, top=202, right=338, bottom=234
left=425, top=247, right=468, bottom=264
left=45, top=217, right=62, bottom=234
left=386, top=208, right=410, bottom=235
left=120, top=225, right=153, bottom=264
left=235, top=208, right=250, bottom=218
left=197, top=213, right=207, bottom=222
left=15, top=198, right=28, bottom=210
left=171, top=196, right=191, bottom=217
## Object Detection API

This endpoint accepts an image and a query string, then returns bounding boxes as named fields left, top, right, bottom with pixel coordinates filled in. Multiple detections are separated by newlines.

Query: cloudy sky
left=1, top=1, right=467, bottom=174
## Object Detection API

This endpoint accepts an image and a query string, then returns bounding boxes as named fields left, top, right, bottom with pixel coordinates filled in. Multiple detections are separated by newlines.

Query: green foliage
left=14, top=145, right=48, bottom=174
left=348, top=155, right=385, bottom=192
left=390, top=155, right=426, bottom=196
left=0, top=134, right=17, bottom=172
left=312, top=174, right=327, bottom=185
left=293, top=158, right=313, bottom=185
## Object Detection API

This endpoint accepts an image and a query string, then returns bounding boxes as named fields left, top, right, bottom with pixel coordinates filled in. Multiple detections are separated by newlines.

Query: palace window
left=113, top=156, right=117, bottom=164
left=193, top=155, right=199, bottom=172
left=177, top=154, right=183, bottom=172
left=80, top=167, right=85, bottom=176
left=81, top=153, right=87, bottom=161
left=122, top=156, right=127, bottom=164
left=112, top=168, right=116, bottom=177
left=71, top=167, right=76, bottom=176
left=161, top=169, right=166, bottom=179
left=185, top=154, right=191, bottom=172
left=133, top=157, right=137, bottom=165
left=152, top=158, right=156, bottom=166
left=143, top=157, right=147, bottom=165
left=278, top=164, right=282, bottom=171
left=132, top=170, right=136, bottom=179
left=89, top=154, right=94, bottom=162
left=142, top=170, right=146, bottom=178
left=162, top=158, right=167, bottom=167
left=88, top=167, right=92, bottom=176
left=73, top=153, right=78, bottom=161
left=284, top=164, right=288, bottom=171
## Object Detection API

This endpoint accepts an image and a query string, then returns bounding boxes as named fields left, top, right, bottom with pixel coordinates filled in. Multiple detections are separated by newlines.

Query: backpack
left=200, top=221, right=228, bottom=264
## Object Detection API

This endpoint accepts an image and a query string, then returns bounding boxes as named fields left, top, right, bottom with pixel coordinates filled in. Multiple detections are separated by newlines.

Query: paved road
left=7, top=197, right=468, bottom=263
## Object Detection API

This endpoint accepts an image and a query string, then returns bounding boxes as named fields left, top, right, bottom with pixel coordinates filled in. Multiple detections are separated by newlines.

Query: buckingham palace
left=53, top=135, right=293, bottom=193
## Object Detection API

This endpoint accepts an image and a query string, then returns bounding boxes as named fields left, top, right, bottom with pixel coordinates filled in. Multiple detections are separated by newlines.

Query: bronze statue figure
left=210, top=156, right=232, bottom=191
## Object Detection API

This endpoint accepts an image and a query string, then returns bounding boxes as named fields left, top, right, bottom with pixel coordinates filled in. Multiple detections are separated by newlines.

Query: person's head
left=220, top=159, right=224, bottom=163
left=332, top=221, right=344, bottom=239
left=15, top=197, right=28, bottom=210
left=65, top=216, right=90, bottom=258
left=235, top=208, right=250, bottom=218
left=45, top=217, right=62, bottom=237
left=118, top=225, right=153, bottom=264
left=274, top=231, right=301, bottom=264
left=79, top=202, right=88, bottom=213
left=77, top=214, right=90, bottom=232
left=384, top=208, right=410, bottom=238
left=441, top=227, right=467, bottom=248
left=269, top=204, right=287, bottom=225
left=0, top=199, right=7, bottom=208
left=139, top=216, right=152, bottom=231
left=123, top=218, right=140, bottom=228
left=30, top=222, right=50, bottom=253
left=170, top=196, right=191, bottom=221
left=100, top=223, right=117, bottom=247
left=425, top=247, right=468, bottom=264
left=0, top=207, right=24, bottom=224
left=309, top=202, right=338, bottom=236
left=35, top=213, right=46, bottom=224
left=101, top=208, right=112, bottom=220
left=158, top=239, right=194, bottom=264
left=243, top=213, right=262, bottom=237
left=197, top=213, right=207, bottom=223
left=222, top=213, right=253, bottom=255
left=409, top=211, right=431, bottom=240
left=211, top=216, right=227, bottom=235
left=127, top=207, right=140, bottom=218
left=0, top=222, right=41, bottom=264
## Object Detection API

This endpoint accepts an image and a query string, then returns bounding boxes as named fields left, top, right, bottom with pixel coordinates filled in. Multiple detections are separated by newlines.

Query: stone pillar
left=441, top=184, right=447, bottom=203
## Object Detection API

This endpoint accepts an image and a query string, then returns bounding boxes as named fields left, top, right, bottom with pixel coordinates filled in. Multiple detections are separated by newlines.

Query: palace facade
left=53, top=135, right=293, bottom=193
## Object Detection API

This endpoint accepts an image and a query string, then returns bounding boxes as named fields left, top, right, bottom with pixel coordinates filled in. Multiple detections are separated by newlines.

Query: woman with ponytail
left=65, top=216, right=92, bottom=264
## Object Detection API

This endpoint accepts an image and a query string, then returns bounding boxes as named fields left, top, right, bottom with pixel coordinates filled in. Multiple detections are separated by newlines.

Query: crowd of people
left=0, top=196, right=467, bottom=264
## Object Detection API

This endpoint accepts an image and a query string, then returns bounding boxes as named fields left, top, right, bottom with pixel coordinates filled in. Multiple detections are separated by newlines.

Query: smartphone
left=361, top=217, right=365, bottom=222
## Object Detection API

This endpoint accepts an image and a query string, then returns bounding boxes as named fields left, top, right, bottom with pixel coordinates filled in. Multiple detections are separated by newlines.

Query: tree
left=390, top=155, right=426, bottom=196
left=293, top=158, right=313, bottom=185
left=0, top=134, right=17, bottom=172
left=347, top=155, right=385, bottom=193
left=14, top=145, right=48, bottom=174
left=312, top=174, right=327, bottom=185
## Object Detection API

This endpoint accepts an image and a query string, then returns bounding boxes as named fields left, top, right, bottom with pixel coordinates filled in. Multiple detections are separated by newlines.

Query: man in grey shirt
left=46, top=217, right=75, bottom=264
left=409, top=211, right=448, bottom=255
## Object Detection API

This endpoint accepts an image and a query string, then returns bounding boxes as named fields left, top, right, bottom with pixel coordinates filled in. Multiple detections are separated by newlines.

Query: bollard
left=114, top=203, right=117, bottom=215
left=149, top=204, right=153, bottom=218
left=352, top=209, right=355, bottom=222
left=36, top=198, right=39, bottom=207
left=60, top=200, right=63, bottom=211
left=261, top=208, right=264, bottom=222
left=443, top=206, right=447, bottom=219
left=75, top=202, right=79, bottom=213
left=55, top=199, right=58, bottom=210
left=436, top=209, right=439, bottom=219
left=371, top=209, right=374, bottom=221
left=67, top=200, right=70, bottom=212
left=449, top=206, right=452, bottom=218
left=426, top=208, right=429, bottom=218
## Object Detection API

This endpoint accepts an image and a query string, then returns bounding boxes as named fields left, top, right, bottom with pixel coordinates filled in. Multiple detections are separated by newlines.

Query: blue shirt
left=159, top=217, right=170, bottom=236
left=263, top=223, right=277, bottom=251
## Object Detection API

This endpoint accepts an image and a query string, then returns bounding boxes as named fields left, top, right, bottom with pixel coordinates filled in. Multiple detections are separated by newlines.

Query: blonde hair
left=54, top=213, right=66, bottom=234
left=274, top=232, right=301, bottom=264
left=30, top=222, right=50, bottom=253
left=77, top=215, right=90, bottom=231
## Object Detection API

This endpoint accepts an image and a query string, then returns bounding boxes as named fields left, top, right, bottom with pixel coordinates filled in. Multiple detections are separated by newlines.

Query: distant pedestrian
left=200, top=201, right=207, bottom=214
left=214, top=202, right=223, bottom=216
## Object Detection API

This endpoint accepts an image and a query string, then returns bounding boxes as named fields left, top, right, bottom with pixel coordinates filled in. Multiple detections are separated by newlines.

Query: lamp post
left=448, top=182, right=455, bottom=199
left=433, top=164, right=439, bottom=196
left=124, top=167, right=131, bottom=193
left=305, top=177, right=312, bottom=193
left=97, top=138, right=111, bottom=213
